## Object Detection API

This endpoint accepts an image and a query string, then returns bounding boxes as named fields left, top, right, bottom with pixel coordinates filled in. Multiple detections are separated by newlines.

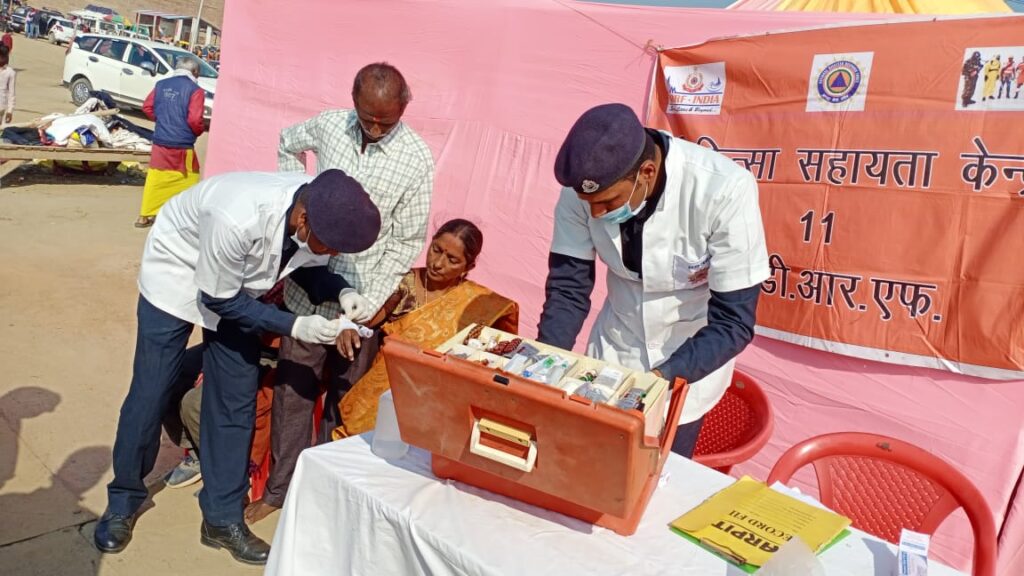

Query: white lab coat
left=138, top=171, right=330, bottom=330
left=551, top=132, right=770, bottom=424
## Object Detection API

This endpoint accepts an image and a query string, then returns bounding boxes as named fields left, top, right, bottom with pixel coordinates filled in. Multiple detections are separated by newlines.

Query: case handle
left=469, top=419, right=538, bottom=473
left=656, top=378, right=690, bottom=469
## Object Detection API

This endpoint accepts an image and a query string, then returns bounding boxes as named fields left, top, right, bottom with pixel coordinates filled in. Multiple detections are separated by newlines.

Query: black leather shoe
left=94, top=511, right=136, bottom=553
left=200, top=521, right=270, bottom=565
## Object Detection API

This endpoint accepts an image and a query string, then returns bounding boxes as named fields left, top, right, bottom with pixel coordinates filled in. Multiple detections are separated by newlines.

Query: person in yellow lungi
left=243, top=218, right=519, bottom=524
left=136, top=58, right=206, bottom=228
left=982, top=54, right=1002, bottom=102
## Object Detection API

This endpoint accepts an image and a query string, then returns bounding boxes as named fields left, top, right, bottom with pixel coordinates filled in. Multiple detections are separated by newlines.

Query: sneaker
left=165, top=453, right=202, bottom=488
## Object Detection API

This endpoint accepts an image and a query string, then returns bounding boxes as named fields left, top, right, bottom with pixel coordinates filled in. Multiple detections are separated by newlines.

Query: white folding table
left=266, top=435, right=967, bottom=576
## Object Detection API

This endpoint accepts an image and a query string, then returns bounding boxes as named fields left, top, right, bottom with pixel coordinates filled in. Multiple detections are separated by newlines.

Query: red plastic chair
left=692, top=369, right=774, bottom=474
left=767, top=432, right=997, bottom=576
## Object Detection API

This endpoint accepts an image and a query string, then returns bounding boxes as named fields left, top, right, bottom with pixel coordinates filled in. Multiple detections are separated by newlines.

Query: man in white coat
left=537, top=103, right=769, bottom=457
left=94, top=169, right=382, bottom=565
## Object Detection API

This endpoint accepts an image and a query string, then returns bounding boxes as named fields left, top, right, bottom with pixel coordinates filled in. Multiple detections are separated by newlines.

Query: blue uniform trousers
left=107, top=296, right=194, bottom=516
left=670, top=415, right=706, bottom=459
left=107, top=295, right=261, bottom=526
left=196, top=319, right=261, bottom=525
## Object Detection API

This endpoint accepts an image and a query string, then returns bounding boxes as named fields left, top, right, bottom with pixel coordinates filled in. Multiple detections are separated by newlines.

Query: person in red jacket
left=136, top=57, right=206, bottom=228
left=1, top=32, right=13, bottom=55
left=1016, top=58, right=1024, bottom=99
left=998, top=56, right=1016, bottom=99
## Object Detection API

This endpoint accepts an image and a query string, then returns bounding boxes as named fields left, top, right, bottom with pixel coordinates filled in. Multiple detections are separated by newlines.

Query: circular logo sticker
left=682, top=69, right=705, bottom=93
left=816, top=60, right=862, bottom=104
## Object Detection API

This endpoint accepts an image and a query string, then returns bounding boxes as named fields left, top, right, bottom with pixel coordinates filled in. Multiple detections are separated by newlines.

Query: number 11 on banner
left=800, top=210, right=835, bottom=245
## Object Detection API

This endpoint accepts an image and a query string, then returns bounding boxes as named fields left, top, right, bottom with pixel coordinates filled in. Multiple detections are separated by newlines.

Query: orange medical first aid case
left=383, top=325, right=689, bottom=535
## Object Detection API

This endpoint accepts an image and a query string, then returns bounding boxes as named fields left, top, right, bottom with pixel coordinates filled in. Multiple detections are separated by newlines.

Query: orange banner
left=649, top=16, right=1024, bottom=379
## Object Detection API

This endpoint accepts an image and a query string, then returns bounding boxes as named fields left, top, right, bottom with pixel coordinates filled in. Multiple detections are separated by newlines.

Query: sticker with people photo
left=956, top=46, right=1024, bottom=112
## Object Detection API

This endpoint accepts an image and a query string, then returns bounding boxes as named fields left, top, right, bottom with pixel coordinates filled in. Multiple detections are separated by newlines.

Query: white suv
left=62, top=34, right=217, bottom=121
left=47, top=18, right=76, bottom=45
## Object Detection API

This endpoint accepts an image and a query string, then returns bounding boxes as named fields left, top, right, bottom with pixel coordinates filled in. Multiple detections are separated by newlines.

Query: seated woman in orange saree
left=331, top=218, right=518, bottom=439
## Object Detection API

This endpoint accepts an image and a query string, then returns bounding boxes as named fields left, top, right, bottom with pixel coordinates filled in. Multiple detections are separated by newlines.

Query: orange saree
left=332, top=279, right=518, bottom=439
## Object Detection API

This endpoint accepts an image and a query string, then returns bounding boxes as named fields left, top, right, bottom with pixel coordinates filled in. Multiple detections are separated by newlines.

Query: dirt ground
left=0, top=36, right=276, bottom=575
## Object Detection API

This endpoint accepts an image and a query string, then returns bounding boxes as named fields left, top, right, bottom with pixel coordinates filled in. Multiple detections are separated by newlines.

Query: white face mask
left=290, top=224, right=313, bottom=254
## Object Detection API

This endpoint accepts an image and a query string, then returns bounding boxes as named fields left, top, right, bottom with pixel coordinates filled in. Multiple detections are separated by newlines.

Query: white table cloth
left=266, top=435, right=966, bottom=576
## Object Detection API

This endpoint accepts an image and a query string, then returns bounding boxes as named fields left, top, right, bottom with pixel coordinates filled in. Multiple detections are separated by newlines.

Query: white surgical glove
left=339, top=288, right=373, bottom=323
left=291, top=315, right=342, bottom=345
left=338, top=316, right=375, bottom=339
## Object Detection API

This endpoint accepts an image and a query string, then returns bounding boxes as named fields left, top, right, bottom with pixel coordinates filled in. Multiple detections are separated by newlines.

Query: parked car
left=68, top=10, right=117, bottom=36
left=37, top=8, right=64, bottom=35
left=8, top=6, right=29, bottom=33
left=62, top=34, right=217, bottom=120
left=119, top=27, right=148, bottom=41
left=46, top=16, right=72, bottom=44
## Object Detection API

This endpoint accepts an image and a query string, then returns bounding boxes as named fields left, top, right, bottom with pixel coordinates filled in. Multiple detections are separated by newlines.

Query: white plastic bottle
left=371, top=389, right=409, bottom=460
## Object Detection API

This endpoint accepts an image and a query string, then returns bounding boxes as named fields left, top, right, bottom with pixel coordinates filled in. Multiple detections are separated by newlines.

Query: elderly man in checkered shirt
left=245, top=62, right=435, bottom=524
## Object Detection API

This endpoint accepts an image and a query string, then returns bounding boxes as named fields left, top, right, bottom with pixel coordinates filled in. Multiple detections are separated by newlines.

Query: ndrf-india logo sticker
left=664, top=63, right=726, bottom=115
left=806, top=52, right=874, bottom=113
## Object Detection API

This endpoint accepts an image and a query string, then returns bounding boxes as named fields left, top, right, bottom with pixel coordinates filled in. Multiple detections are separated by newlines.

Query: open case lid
left=383, top=336, right=689, bottom=518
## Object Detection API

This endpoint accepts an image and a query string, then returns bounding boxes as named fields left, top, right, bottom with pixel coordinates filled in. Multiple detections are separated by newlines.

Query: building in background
left=134, top=9, right=220, bottom=48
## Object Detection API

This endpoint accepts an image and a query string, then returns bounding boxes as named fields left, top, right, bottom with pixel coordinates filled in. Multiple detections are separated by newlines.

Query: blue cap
left=305, top=169, right=381, bottom=254
left=553, top=103, right=646, bottom=194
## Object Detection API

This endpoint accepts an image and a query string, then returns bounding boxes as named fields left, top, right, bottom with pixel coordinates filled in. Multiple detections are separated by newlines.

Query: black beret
left=553, top=103, right=646, bottom=194
left=305, top=169, right=382, bottom=254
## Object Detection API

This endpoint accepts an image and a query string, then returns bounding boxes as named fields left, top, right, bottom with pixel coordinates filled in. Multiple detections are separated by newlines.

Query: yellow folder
left=670, top=476, right=851, bottom=568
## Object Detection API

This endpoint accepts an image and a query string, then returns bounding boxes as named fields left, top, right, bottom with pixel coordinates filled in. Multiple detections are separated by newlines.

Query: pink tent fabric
left=727, top=0, right=1013, bottom=12
left=207, top=1, right=1024, bottom=571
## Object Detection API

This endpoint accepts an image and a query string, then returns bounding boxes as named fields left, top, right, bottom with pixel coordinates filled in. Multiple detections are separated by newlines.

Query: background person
left=26, top=9, right=40, bottom=39
left=0, top=44, right=13, bottom=125
left=135, top=58, right=205, bottom=228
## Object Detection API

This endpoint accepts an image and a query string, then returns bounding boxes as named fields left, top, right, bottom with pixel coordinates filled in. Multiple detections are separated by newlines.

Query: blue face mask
left=599, top=171, right=648, bottom=225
